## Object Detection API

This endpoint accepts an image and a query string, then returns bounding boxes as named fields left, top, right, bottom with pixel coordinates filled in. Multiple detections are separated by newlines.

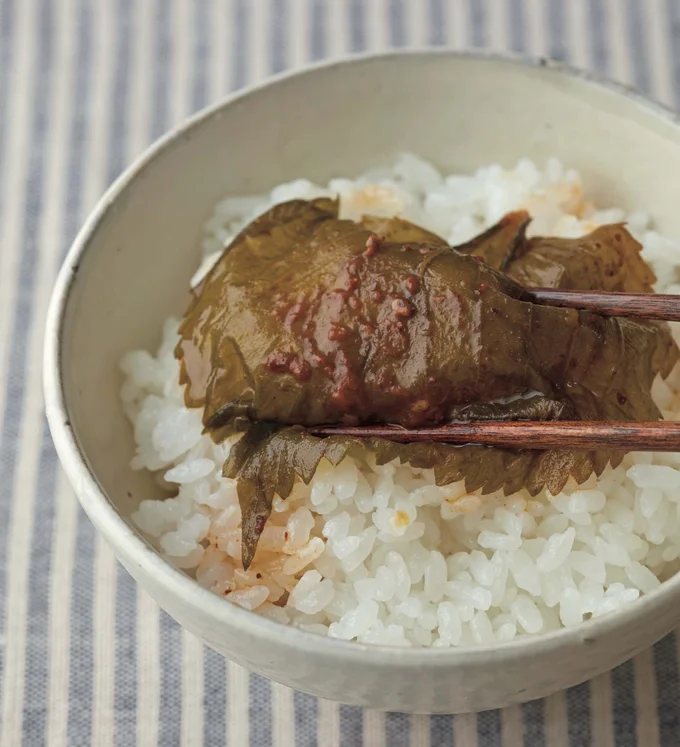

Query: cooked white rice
left=122, top=154, right=680, bottom=647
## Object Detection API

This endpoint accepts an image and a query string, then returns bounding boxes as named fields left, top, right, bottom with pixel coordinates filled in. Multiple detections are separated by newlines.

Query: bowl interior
left=59, top=52, right=680, bottom=527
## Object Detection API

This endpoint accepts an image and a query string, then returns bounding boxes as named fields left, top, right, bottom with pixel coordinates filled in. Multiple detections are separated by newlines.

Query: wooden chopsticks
left=525, top=288, right=680, bottom=321
left=308, top=289, right=680, bottom=450
left=308, top=421, right=680, bottom=451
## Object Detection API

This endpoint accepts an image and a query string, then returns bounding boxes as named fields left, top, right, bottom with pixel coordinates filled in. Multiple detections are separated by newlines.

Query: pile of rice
left=122, top=154, right=680, bottom=647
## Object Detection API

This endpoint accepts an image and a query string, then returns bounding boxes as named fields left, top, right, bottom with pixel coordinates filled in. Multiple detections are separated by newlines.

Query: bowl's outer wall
left=51, top=53, right=680, bottom=713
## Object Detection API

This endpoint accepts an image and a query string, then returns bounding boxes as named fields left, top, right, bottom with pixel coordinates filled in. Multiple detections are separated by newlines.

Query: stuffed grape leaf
left=176, top=198, right=678, bottom=568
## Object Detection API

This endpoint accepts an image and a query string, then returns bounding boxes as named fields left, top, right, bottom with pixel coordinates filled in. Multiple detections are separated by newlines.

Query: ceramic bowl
left=44, top=51, right=680, bottom=714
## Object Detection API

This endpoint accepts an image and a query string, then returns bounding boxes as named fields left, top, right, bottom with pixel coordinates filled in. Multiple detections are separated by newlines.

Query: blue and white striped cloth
left=2, top=1, right=680, bottom=745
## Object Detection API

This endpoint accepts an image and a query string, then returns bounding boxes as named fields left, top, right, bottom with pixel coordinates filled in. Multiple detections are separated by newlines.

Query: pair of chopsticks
left=308, top=289, right=680, bottom=451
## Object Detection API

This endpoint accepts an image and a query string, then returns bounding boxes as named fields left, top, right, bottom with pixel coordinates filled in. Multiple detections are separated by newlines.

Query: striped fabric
left=2, top=1, right=680, bottom=745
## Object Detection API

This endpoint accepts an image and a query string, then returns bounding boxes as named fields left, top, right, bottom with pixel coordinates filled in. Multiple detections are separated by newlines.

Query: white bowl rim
left=43, top=47, right=680, bottom=668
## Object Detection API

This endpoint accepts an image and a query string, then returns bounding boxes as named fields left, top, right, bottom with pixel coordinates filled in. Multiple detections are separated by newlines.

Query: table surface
left=2, top=1, right=680, bottom=745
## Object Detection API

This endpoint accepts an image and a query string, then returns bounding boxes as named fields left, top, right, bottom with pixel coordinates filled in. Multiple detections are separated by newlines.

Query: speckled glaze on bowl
left=44, top=51, right=680, bottom=714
